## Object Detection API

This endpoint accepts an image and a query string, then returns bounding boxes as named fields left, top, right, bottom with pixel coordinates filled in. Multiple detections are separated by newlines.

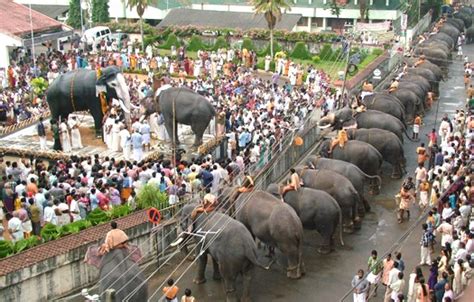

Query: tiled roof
left=0, top=210, right=148, bottom=276
left=158, top=8, right=302, bottom=31
left=0, top=0, right=63, bottom=38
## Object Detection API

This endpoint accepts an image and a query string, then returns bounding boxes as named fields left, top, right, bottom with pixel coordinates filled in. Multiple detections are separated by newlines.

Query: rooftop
left=0, top=0, right=64, bottom=38
left=158, top=8, right=302, bottom=31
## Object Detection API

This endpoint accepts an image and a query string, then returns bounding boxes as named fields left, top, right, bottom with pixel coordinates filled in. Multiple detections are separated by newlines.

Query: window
left=297, top=17, right=309, bottom=26
left=311, top=18, right=323, bottom=27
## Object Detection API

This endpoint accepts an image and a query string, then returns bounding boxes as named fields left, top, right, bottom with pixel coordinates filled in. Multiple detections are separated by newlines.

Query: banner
left=355, top=21, right=392, bottom=32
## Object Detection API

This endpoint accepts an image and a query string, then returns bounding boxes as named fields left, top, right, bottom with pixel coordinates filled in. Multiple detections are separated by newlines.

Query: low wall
left=0, top=210, right=176, bottom=301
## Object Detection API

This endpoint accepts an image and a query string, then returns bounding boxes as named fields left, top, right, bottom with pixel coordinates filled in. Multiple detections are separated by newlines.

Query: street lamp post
left=28, top=3, right=37, bottom=76
left=80, top=0, right=84, bottom=35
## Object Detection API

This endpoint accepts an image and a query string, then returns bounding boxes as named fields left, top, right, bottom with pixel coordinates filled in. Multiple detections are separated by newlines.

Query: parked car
left=81, top=26, right=112, bottom=49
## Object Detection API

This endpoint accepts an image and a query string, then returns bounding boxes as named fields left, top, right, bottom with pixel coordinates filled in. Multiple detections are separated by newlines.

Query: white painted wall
left=0, top=33, right=22, bottom=69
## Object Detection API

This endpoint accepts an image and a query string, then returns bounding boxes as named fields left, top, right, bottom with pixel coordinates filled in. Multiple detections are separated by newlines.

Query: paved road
left=140, top=47, right=470, bottom=301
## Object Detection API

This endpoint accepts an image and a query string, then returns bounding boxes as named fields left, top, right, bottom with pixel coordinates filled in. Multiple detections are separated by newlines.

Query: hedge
left=319, top=44, right=333, bottom=61
left=212, top=36, right=229, bottom=51
left=159, top=33, right=181, bottom=50
left=372, top=48, right=384, bottom=56
left=290, top=42, right=312, bottom=60
left=241, top=38, right=255, bottom=51
left=187, top=35, right=207, bottom=52
left=258, top=41, right=283, bottom=56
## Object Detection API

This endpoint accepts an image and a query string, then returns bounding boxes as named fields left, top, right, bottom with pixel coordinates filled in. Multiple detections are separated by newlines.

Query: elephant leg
left=279, top=243, right=302, bottom=279
left=361, top=195, right=371, bottom=213
left=191, top=121, right=208, bottom=147
left=241, top=266, right=254, bottom=302
left=193, top=253, right=207, bottom=284
left=391, top=164, right=403, bottom=179
left=219, top=265, right=238, bottom=302
left=317, top=227, right=333, bottom=254
left=357, top=195, right=366, bottom=217
left=212, top=257, right=222, bottom=280
left=342, top=208, right=354, bottom=233
left=165, top=120, right=179, bottom=145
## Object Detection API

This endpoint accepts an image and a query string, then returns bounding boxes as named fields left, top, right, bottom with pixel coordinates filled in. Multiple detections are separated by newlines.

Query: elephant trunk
left=318, top=113, right=335, bottom=129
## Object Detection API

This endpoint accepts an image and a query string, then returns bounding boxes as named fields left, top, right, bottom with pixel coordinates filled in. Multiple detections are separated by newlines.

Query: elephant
left=446, top=17, right=465, bottom=32
left=466, top=26, right=474, bottom=44
left=345, top=128, right=406, bottom=178
left=406, top=67, right=439, bottom=95
left=439, top=23, right=461, bottom=41
left=141, top=87, right=216, bottom=146
left=361, top=93, right=405, bottom=122
left=403, top=58, right=444, bottom=81
left=267, top=184, right=344, bottom=254
left=396, top=82, right=427, bottom=114
left=318, top=108, right=410, bottom=142
left=293, top=167, right=361, bottom=232
left=319, top=139, right=383, bottom=179
left=419, top=40, right=451, bottom=56
left=431, top=32, right=456, bottom=49
left=47, top=66, right=131, bottom=137
left=415, top=47, right=449, bottom=67
left=305, top=155, right=381, bottom=198
left=390, top=89, right=421, bottom=123
left=455, top=11, right=472, bottom=28
left=230, top=190, right=305, bottom=279
left=174, top=203, right=268, bottom=302
left=98, top=248, right=148, bottom=301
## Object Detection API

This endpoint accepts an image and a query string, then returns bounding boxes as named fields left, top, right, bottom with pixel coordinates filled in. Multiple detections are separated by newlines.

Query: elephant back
left=99, top=249, right=148, bottom=301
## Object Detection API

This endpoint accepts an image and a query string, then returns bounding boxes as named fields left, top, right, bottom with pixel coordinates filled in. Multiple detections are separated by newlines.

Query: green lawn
left=155, top=48, right=380, bottom=81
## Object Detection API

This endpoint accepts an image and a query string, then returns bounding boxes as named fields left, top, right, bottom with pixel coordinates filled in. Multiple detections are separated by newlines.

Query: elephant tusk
left=170, top=237, right=184, bottom=247
left=118, top=99, right=130, bottom=114
left=318, top=123, right=332, bottom=129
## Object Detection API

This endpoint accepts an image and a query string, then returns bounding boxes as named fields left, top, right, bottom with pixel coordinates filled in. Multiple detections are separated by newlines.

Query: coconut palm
left=252, top=0, right=292, bottom=58
left=127, top=0, right=156, bottom=51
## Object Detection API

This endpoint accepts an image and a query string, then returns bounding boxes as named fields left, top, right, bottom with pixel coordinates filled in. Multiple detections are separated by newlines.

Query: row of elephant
left=177, top=155, right=379, bottom=302
left=350, top=13, right=471, bottom=125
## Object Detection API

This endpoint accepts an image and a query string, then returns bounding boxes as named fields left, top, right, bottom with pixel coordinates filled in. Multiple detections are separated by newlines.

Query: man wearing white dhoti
left=68, top=116, right=83, bottom=149
left=156, top=113, right=169, bottom=142
left=111, top=120, right=121, bottom=152
left=149, top=113, right=160, bottom=139
left=59, top=121, right=71, bottom=153
left=140, top=120, right=151, bottom=151
left=131, top=129, right=143, bottom=162
left=119, top=125, right=131, bottom=160
left=103, top=114, right=115, bottom=149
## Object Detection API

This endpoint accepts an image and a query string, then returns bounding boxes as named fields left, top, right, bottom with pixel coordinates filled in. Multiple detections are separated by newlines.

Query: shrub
left=87, top=208, right=110, bottom=226
left=137, top=184, right=169, bottom=210
left=319, top=44, right=333, bottom=61
left=241, top=38, right=255, bottom=51
left=213, top=36, right=229, bottom=51
left=330, top=47, right=342, bottom=61
left=290, top=42, right=312, bottom=60
left=144, top=34, right=160, bottom=48
left=0, top=240, right=14, bottom=258
left=110, top=204, right=131, bottom=219
left=372, top=48, right=384, bottom=56
left=258, top=41, right=283, bottom=57
left=41, top=223, right=60, bottom=242
left=13, top=236, right=41, bottom=253
left=159, top=33, right=180, bottom=50
left=186, top=35, right=206, bottom=52
left=312, top=55, right=321, bottom=63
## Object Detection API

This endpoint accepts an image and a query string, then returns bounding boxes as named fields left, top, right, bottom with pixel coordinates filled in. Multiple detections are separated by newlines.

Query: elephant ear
left=96, top=67, right=120, bottom=86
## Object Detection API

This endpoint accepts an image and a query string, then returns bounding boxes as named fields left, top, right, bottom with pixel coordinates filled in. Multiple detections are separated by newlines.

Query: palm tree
left=127, top=0, right=156, bottom=51
left=252, top=0, right=292, bottom=58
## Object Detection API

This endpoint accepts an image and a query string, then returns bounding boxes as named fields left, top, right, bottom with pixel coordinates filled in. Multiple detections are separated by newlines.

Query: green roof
left=152, top=0, right=402, bottom=11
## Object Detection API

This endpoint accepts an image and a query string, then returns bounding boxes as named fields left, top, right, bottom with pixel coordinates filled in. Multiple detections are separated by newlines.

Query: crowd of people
left=351, top=57, right=474, bottom=302
left=0, top=34, right=339, bottom=247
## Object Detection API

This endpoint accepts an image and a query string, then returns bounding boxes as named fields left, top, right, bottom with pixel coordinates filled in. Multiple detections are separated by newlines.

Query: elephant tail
left=330, top=195, right=345, bottom=246
left=246, top=246, right=272, bottom=270
left=404, top=128, right=418, bottom=142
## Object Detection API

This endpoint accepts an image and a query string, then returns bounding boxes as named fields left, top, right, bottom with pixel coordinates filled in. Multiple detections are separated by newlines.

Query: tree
left=127, top=0, right=157, bottom=52
left=92, top=0, right=110, bottom=24
left=358, top=0, right=369, bottom=22
left=252, top=0, right=292, bottom=58
left=67, top=0, right=82, bottom=29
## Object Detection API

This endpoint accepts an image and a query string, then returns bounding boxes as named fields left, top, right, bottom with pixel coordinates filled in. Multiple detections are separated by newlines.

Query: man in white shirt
left=384, top=261, right=401, bottom=302
left=7, top=212, right=24, bottom=242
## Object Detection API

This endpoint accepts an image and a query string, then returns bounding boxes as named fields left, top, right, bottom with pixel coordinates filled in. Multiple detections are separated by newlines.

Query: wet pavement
left=139, top=46, right=471, bottom=302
